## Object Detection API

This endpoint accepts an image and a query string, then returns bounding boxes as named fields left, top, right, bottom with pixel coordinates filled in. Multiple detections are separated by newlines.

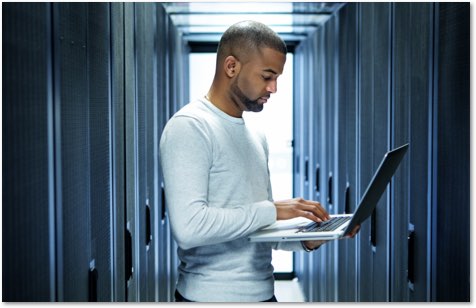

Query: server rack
left=431, top=3, right=470, bottom=301
left=336, top=3, right=359, bottom=302
left=3, top=2, right=184, bottom=302
left=3, top=3, right=55, bottom=301
left=110, top=2, right=127, bottom=301
left=292, top=2, right=469, bottom=302
left=391, top=3, right=434, bottom=301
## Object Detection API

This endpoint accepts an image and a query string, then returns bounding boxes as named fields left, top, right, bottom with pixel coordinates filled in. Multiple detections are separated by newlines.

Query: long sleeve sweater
left=159, top=97, right=303, bottom=302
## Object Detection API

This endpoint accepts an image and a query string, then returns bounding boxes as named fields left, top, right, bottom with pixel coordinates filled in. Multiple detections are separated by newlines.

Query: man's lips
left=258, top=96, right=270, bottom=103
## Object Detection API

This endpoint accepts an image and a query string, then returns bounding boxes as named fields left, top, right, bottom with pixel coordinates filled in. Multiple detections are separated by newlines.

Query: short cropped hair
left=216, top=20, right=287, bottom=64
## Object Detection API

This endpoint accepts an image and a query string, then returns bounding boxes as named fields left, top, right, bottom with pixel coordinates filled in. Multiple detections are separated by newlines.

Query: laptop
left=248, top=143, right=409, bottom=242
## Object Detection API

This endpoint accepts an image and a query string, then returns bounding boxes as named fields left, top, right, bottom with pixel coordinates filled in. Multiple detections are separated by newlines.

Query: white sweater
left=159, top=98, right=302, bottom=302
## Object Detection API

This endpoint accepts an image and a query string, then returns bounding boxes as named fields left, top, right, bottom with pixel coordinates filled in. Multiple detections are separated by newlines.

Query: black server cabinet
left=293, top=34, right=311, bottom=301
left=156, top=3, right=171, bottom=302
left=3, top=3, right=55, bottom=301
left=4, top=2, right=188, bottom=302
left=86, top=3, right=114, bottom=301
left=304, top=28, right=317, bottom=301
left=53, top=4, right=91, bottom=300
left=53, top=3, right=114, bottom=301
left=357, top=3, right=392, bottom=302
left=432, top=3, right=470, bottom=301
left=307, top=22, right=322, bottom=303
left=322, top=15, right=339, bottom=302
left=292, top=46, right=304, bottom=295
left=110, top=2, right=127, bottom=302
left=134, top=3, right=158, bottom=301
left=336, top=3, right=359, bottom=302
left=308, top=27, right=321, bottom=302
left=123, top=3, right=158, bottom=301
left=165, top=12, right=189, bottom=301
left=292, top=2, right=469, bottom=302
left=309, top=17, right=338, bottom=302
left=4, top=3, right=124, bottom=301
left=123, top=2, right=135, bottom=300
left=392, top=3, right=434, bottom=301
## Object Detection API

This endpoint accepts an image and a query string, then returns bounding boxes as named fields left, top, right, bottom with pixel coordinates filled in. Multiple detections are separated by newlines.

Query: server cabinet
left=308, top=16, right=338, bottom=302
left=321, top=14, right=339, bottom=302
left=166, top=13, right=190, bottom=300
left=292, top=46, right=307, bottom=300
left=307, top=22, right=323, bottom=303
left=86, top=3, right=114, bottom=301
left=116, top=3, right=184, bottom=301
left=123, top=2, right=138, bottom=301
left=156, top=3, right=172, bottom=302
left=392, top=3, right=433, bottom=301
left=358, top=3, right=392, bottom=302
left=54, top=3, right=115, bottom=301
left=293, top=31, right=313, bottom=301
left=51, top=3, right=116, bottom=301
left=308, top=27, right=322, bottom=302
left=336, top=3, right=359, bottom=302
left=110, top=2, right=127, bottom=301
left=3, top=3, right=55, bottom=301
left=53, top=4, right=91, bottom=300
left=134, top=3, right=158, bottom=301
left=432, top=3, right=470, bottom=301
left=4, top=2, right=186, bottom=302
left=4, top=3, right=122, bottom=301
left=293, top=2, right=469, bottom=302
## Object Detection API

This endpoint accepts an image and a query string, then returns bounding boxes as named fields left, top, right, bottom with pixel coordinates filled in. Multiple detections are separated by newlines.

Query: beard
left=230, top=78, right=264, bottom=113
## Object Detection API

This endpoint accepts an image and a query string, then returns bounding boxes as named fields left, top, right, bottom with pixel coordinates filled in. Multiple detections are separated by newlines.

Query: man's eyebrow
left=263, top=68, right=278, bottom=74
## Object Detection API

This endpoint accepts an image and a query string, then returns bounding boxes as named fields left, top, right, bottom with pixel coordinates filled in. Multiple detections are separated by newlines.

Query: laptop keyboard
left=296, top=216, right=351, bottom=233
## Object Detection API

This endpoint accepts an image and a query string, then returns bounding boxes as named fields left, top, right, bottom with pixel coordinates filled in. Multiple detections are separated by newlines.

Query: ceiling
left=163, top=2, right=344, bottom=46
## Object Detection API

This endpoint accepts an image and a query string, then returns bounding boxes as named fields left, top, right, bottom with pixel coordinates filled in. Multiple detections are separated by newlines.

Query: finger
left=351, top=225, right=361, bottom=236
left=302, top=200, right=331, bottom=219
left=298, top=203, right=330, bottom=221
left=346, top=225, right=361, bottom=238
left=295, top=210, right=321, bottom=223
left=300, top=210, right=326, bottom=223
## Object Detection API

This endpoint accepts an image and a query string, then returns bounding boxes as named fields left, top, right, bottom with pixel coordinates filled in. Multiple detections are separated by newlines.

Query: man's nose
left=266, top=80, right=278, bottom=93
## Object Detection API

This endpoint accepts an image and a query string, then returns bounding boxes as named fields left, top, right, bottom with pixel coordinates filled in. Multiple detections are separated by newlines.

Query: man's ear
left=223, top=55, right=240, bottom=78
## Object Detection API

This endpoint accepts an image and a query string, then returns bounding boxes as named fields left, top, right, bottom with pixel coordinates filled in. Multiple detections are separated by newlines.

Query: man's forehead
left=257, top=48, right=286, bottom=74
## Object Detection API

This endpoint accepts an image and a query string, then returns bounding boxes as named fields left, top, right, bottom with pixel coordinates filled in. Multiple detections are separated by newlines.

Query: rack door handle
left=327, top=173, right=333, bottom=205
left=407, top=224, right=415, bottom=288
left=125, top=226, right=133, bottom=281
left=370, top=210, right=377, bottom=249
left=315, top=164, right=320, bottom=193
left=344, top=183, right=351, bottom=213
left=161, top=182, right=166, bottom=221
left=145, top=204, right=151, bottom=246
left=88, top=261, right=98, bottom=302
left=304, top=157, right=309, bottom=183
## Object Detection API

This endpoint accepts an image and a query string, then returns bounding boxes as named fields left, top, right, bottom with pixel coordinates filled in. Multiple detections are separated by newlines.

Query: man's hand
left=274, top=197, right=330, bottom=223
left=303, top=240, right=328, bottom=250
left=303, top=224, right=361, bottom=251
left=344, top=224, right=361, bottom=238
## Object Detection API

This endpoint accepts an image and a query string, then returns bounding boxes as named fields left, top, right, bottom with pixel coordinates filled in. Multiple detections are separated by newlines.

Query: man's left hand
left=303, top=224, right=361, bottom=250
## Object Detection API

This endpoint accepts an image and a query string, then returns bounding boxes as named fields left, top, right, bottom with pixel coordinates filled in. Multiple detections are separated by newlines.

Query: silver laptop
left=248, top=143, right=409, bottom=242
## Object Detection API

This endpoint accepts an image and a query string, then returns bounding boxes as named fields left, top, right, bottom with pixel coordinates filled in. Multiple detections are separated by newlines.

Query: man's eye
left=262, top=76, right=272, bottom=81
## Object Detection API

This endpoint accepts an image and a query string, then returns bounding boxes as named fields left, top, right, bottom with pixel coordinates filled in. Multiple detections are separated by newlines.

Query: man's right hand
left=274, top=198, right=330, bottom=223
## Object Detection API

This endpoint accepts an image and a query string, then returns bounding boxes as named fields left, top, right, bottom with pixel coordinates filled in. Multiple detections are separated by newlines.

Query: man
left=160, top=20, right=359, bottom=302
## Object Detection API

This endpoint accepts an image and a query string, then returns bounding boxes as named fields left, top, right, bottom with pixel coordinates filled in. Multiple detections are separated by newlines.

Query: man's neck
left=206, top=89, right=243, bottom=118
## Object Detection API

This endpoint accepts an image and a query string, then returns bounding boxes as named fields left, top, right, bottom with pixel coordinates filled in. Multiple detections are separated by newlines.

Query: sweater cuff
left=254, top=200, right=277, bottom=228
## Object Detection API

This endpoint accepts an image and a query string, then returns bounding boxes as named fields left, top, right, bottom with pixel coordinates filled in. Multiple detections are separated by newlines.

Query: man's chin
left=245, top=102, right=264, bottom=113
left=246, top=105, right=264, bottom=113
